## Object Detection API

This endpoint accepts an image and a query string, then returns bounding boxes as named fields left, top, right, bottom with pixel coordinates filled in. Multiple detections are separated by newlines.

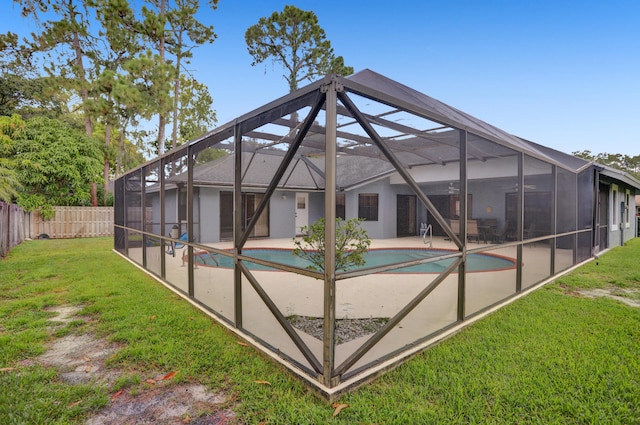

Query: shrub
left=292, top=217, right=371, bottom=272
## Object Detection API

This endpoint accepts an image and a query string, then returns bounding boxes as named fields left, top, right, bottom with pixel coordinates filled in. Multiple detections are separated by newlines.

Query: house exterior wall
left=394, top=156, right=520, bottom=233
left=149, top=192, right=161, bottom=235
left=343, top=178, right=411, bottom=239
left=271, top=190, right=295, bottom=238
left=164, top=191, right=178, bottom=232
left=294, top=178, right=417, bottom=240
left=200, top=187, right=220, bottom=243
left=152, top=188, right=202, bottom=240
left=468, top=180, right=507, bottom=228
left=606, top=182, right=636, bottom=247
left=164, top=170, right=638, bottom=248
left=196, top=188, right=294, bottom=243
left=308, top=192, right=324, bottom=226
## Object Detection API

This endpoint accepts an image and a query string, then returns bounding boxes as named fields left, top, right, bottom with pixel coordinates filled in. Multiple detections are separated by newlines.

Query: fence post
left=7, top=203, right=11, bottom=253
left=0, top=202, right=30, bottom=257
left=0, top=202, right=7, bottom=256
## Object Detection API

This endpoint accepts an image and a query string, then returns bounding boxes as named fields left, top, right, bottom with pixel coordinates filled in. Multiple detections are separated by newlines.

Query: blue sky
left=2, top=0, right=639, bottom=156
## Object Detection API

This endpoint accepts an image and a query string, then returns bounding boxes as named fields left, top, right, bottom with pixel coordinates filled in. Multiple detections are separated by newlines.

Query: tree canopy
left=573, top=150, right=640, bottom=180
left=0, top=115, right=103, bottom=216
left=3, top=0, right=219, bottom=163
left=0, top=114, right=23, bottom=202
left=245, top=5, right=353, bottom=92
left=1, top=0, right=220, bottom=208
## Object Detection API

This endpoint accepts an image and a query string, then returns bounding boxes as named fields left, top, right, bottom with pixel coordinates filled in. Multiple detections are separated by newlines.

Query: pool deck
left=127, top=235, right=569, bottom=375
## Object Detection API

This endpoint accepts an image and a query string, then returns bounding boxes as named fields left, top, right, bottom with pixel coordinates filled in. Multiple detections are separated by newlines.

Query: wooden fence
left=0, top=203, right=114, bottom=257
left=0, top=202, right=32, bottom=257
left=33, top=206, right=114, bottom=239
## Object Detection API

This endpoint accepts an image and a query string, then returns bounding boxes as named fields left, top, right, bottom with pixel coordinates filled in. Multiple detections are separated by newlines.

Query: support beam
left=239, top=93, right=326, bottom=248
left=516, top=153, right=524, bottom=293
left=233, top=122, right=243, bottom=328
left=238, top=262, right=323, bottom=374
left=322, top=79, right=339, bottom=387
left=457, top=130, right=467, bottom=321
left=334, top=258, right=462, bottom=377
left=187, top=146, right=195, bottom=297
left=338, top=91, right=463, bottom=248
left=160, top=158, right=166, bottom=279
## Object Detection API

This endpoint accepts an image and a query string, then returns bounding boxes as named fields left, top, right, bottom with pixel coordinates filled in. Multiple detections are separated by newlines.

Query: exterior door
left=397, top=194, right=417, bottom=237
left=220, top=191, right=233, bottom=240
left=598, top=184, right=609, bottom=250
left=295, top=193, right=309, bottom=235
left=220, top=191, right=270, bottom=240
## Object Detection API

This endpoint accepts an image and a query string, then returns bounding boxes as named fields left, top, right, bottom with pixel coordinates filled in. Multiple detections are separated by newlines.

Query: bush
left=292, top=217, right=371, bottom=273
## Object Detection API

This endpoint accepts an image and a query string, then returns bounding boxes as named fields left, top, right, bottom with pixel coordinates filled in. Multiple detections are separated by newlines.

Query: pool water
left=193, top=248, right=515, bottom=273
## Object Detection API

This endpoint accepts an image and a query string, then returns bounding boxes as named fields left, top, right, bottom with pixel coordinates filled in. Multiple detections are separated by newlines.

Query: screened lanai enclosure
left=114, top=69, right=598, bottom=398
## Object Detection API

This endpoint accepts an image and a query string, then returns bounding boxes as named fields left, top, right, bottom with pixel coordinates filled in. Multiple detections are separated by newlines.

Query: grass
left=0, top=237, right=639, bottom=424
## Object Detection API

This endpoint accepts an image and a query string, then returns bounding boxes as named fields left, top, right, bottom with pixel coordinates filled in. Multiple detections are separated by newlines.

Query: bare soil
left=86, top=383, right=233, bottom=425
left=576, top=288, right=640, bottom=308
left=36, top=305, right=234, bottom=424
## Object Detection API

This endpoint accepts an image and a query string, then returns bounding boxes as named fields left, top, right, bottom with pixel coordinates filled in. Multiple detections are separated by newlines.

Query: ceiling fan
left=511, top=183, right=537, bottom=190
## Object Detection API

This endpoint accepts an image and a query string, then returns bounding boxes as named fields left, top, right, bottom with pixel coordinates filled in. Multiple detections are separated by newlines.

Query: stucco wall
left=607, top=182, right=636, bottom=247
left=199, top=187, right=220, bottom=243
left=270, top=190, right=296, bottom=238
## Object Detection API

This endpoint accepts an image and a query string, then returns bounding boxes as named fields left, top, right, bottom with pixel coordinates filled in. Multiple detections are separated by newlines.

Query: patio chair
left=524, top=222, right=537, bottom=240
left=419, top=222, right=429, bottom=237
left=493, top=220, right=510, bottom=244
left=167, top=232, right=188, bottom=257
left=444, top=219, right=460, bottom=241
left=467, top=219, right=480, bottom=243
left=524, top=222, right=538, bottom=247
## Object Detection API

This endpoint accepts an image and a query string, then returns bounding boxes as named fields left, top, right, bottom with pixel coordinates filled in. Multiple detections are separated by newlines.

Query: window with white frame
left=626, top=191, right=630, bottom=225
left=613, top=189, right=617, bottom=225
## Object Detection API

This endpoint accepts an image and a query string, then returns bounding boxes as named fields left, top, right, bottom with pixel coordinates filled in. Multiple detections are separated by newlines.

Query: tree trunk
left=104, top=123, right=111, bottom=205
left=171, top=34, right=182, bottom=151
left=156, top=0, right=167, bottom=156
left=71, top=11, right=92, bottom=137
left=70, top=4, right=97, bottom=206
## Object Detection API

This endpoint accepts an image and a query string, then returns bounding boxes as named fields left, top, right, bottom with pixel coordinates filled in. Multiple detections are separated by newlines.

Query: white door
left=295, top=193, right=309, bottom=235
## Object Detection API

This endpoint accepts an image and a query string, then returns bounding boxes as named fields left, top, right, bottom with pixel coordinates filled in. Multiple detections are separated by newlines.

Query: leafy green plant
left=292, top=217, right=371, bottom=272
left=3, top=116, right=103, bottom=213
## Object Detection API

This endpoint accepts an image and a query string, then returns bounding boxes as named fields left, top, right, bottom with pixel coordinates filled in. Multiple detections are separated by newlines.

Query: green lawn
left=1, top=237, right=639, bottom=424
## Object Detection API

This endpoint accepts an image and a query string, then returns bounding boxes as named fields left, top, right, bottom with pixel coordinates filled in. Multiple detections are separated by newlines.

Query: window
left=178, top=187, right=187, bottom=223
left=358, top=193, right=378, bottom=221
left=296, top=196, right=306, bottom=210
left=613, top=189, right=617, bottom=225
left=626, top=191, right=630, bottom=224
left=336, top=194, right=345, bottom=220
left=244, top=193, right=269, bottom=237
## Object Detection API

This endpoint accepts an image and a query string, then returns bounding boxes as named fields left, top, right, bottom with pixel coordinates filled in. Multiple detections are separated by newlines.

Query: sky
left=2, top=0, right=639, bottom=156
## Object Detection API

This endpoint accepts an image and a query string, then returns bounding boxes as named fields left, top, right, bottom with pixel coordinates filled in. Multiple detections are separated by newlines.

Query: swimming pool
left=192, top=248, right=516, bottom=273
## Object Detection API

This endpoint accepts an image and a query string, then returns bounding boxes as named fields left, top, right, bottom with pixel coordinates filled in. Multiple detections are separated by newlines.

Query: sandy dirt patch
left=36, top=305, right=234, bottom=424
left=36, top=333, right=121, bottom=385
left=576, top=288, right=640, bottom=308
left=87, top=383, right=233, bottom=425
